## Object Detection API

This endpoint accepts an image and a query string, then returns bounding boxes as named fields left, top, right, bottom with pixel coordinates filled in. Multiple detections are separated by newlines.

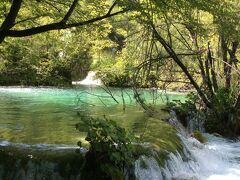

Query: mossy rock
left=139, top=117, right=183, bottom=166
left=192, top=131, right=207, bottom=143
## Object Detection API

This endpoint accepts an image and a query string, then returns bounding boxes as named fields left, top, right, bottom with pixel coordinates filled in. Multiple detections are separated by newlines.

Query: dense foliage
left=0, top=29, right=93, bottom=86
left=76, top=117, right=140, bottom=180
left=0, top=0, right=240, bottom=134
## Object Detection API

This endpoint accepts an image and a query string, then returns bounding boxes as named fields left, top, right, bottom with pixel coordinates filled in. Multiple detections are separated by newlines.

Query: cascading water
left=72, top=71, right=102, bottom=85
left=1, top=87, right=239, bottom=179
left=135, top=114, right=240, bottom=180
left=0, top=87, right=185, bottom=180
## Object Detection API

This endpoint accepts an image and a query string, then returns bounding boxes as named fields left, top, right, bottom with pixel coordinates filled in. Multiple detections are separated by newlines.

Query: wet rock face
left=0, top=147, right=84, bottom=180
left=1, top=162, right=77, bottom=180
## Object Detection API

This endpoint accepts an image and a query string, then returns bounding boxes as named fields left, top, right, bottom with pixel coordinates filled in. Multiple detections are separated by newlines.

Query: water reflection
left=0, top=86, right=186, bottom=145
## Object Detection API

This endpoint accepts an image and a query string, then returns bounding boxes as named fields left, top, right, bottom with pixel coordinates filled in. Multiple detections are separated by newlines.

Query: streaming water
left=135, top=119, right=240, bottom=180
left=1, top=87, right=239, bottom=180
left=0, top=86, right=185, bottom=179
left=72, top=71, right=102, bottom=85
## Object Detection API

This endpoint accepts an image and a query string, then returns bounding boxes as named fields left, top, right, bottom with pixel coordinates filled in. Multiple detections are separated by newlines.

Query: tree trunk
left=151, top=24, right=212, bottom=109
left=0, top=0, right=23, bottom=43
left=220, top=35, right=231, bottom=88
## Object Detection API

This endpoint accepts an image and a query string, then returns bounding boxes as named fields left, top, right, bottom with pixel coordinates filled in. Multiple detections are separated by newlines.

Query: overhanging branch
left=151, top=23, right=212, bottom=108
left=61, top=0, right=78, bottom=23
left=0, top=0, right=23, bottom=42
left=4, top=10, right=126, bottom=38
left=107, top=1, right=117, bottom=15
left=0, top=0, right=23, bottom=30
left=1, top=1, right=127, bottom=41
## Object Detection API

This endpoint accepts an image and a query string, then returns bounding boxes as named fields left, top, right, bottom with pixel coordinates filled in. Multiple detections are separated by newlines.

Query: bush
left=205, top=87, right=237, bottom=136
left=76, top=117, right=138, bottom=180
left=170, top=89, right=239, bottom=136
left=97, top=71, right=131, bottom=87
left=171, top=93, right=200, bottom=127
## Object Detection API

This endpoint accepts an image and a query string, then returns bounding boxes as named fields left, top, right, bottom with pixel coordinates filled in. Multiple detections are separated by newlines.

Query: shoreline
left=0, top=85, right=194, bottom=94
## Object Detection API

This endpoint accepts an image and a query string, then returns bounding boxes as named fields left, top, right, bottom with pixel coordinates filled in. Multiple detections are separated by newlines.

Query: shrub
left=76, top=117, right=137, bottom=180
left=171, top=92, right=199, bottom=127
left=205, top=87, right=237, bottom=136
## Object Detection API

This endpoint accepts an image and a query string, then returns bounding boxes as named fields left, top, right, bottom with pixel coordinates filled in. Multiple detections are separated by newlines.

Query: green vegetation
left=0, top=29, right=93, bottom=86
left=192, top=131, right=207, bottom=143
left=75, top=115, right=183, bottom=179
left=170, top=93, right=199, bottom=127
left=141, top=117, right=183, bottom=166
left=76, top=117, right=139, bottom=179
left=204, top=88, right=239, bottom=136
left=1, top=0, right=240, bottom=178
left=172, top=90, right=239, bottom=136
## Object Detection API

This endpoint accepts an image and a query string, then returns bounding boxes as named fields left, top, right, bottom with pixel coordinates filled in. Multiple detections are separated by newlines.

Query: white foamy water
left=72, top=71, right=102, bottom=85
left=135, top=134, right=240, bottom=180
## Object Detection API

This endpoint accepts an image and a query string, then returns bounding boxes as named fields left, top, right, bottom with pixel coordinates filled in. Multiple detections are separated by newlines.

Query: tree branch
left=4, top=10, right=126, bottom=38
left=0, top=0, right=23, bottom=42
left=107, top=1, right=117, bottom=15
left=61, top=0, right=78, bottom=24
left=207, top=42, right=218, bottom=91
left=43, top=1, right=62, bottom=13
left=0, top=0, right=23, bottom=30
left=151, top=23, right=212, bottom=108
left=14, top=14, right=50, bottom=25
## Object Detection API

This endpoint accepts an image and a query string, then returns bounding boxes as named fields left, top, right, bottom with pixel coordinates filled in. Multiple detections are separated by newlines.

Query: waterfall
left=72, top=71, right=102, bottom=86
left=135, top=114, right=240, bottom=180
left=1, top=112, right=240, bottom=179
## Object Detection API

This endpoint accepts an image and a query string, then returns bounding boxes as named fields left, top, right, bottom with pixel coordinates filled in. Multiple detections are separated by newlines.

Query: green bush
left=0, top=60, right=72, bottom=86
left=170, top=89, right=239, bottom=136
left=76, top=117, right=138, bottom=180
left=171, top=92, right=199, bottom=127
left=96, top=70, right=131, bottom=87
left=205, top=87, right=237, bottom=136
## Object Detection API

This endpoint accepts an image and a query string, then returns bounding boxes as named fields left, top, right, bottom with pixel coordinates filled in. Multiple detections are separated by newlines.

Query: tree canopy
left=0, top=0, right=126, bottom=42
left=0, top=0, right=240, bottom=135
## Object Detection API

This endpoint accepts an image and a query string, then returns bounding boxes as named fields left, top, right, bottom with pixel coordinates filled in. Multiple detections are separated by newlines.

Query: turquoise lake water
left=0, top=86, right=186, bottom=145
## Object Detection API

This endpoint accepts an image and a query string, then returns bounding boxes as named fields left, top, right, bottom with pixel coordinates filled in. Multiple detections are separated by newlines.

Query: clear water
left=1, top=87, right=240, bottom=180
left=0, top=86, right=186, bottom=145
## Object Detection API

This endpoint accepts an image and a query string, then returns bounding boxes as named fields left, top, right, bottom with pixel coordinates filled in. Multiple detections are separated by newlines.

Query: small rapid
left=72, top=71, right=102, bottom=86
left=135, top=116, right=240, bottom=180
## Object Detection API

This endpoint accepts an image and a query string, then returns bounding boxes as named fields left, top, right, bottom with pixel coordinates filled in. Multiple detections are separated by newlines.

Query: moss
left=192, top=131, right=207, bottom=143
left=139, top=116, right=183, bottom=167
left=142, top=118, right=183, bottom=153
